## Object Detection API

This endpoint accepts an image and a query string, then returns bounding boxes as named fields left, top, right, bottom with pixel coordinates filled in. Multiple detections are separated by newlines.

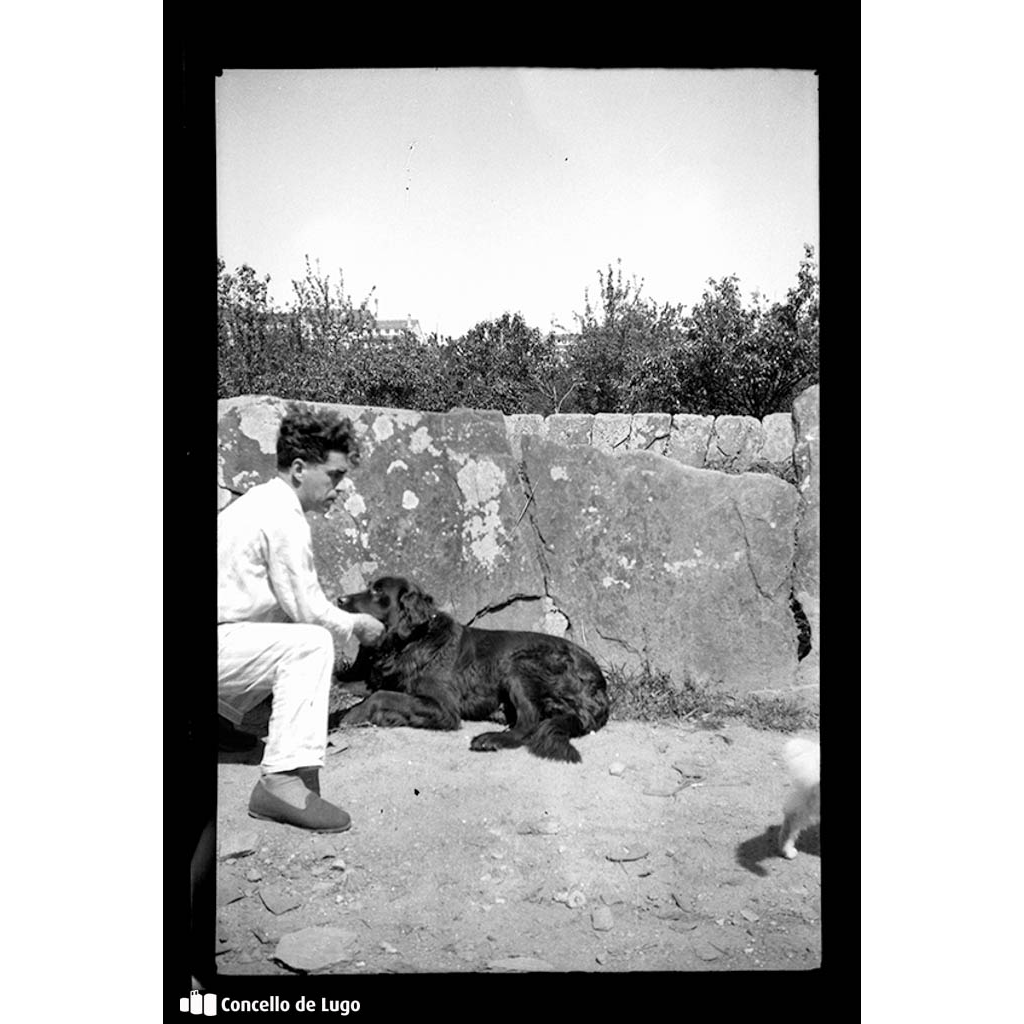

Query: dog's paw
left=469, top=732, right=503, bottom=752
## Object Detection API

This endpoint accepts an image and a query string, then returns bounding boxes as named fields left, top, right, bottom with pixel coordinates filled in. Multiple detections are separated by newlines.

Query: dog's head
left=337, top=575, right=438, bottom=642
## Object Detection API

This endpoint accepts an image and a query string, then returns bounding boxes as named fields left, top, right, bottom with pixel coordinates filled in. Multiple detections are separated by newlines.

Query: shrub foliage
left=218, top=248, right=819, bottom=417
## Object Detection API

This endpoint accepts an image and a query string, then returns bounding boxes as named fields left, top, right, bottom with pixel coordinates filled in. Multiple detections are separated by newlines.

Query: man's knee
left=290, top=624, right=335, bottom=661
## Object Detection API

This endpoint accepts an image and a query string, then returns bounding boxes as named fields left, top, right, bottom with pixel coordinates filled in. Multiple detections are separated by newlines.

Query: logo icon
left=180, top=990, right=217, bottom=1016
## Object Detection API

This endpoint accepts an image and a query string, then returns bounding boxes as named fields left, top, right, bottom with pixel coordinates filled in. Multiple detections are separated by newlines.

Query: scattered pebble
left=379, top=941, right=399, bottom=954
left=219, top=830, right=259, bottom=861
left=274, top=927, right=358, bottom=972
left=516, top=818, right=560, bottom=836
left=609, top=762, right=626, bottom=776
left=692, top=942, right=720, bottom=961
left=552, top=889, right=587, bottom=909
left=245, top=868, right=263, bottom=883
left=669, top=920, right=700, bottom=932
left=605, top=846, right=649, bottom=862
left=591, top=906, right=614, bottom=932
left=740, top=908, right=760, bottom=923
left=259, top=886, right=302, bottom=915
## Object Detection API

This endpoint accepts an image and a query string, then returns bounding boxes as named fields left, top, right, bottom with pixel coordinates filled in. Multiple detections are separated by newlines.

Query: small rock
left=605, top=846, right=649, bottom=862
left=740, top=908, right=760, bottom=923
left=516, top=818, right=560, bottom=836
left=591, top=906, right=614, bottom=932
left=487, top=956, right=556, bottom=972
left=331, top=858, right=347, bottom=871
left=306, top=838, right=339, bottom=860
left=693, top=942, right=720, bottom=961
left=219, top=830, right=259, bottom=861
left=595, top=953, right=607, bottom=964
left=379, top=941, right=399, bottom=954
left=245, top=868, right=263, bottom=883
left=669, top=920, right=700, bottom=932
left=274, top=927, right=358, bottom=972
left=259, top=886, right=302, bottom=915
left=553, top=889, right=586, bottom=909
left=608, top=762, right=626, bottom=776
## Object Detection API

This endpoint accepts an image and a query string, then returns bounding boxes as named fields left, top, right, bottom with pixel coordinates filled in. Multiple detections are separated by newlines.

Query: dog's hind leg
left=469, top=674, right=543, bottom=755
left=470, top=677, right=584, bottom=763
left=522, top=715, right=584, bottom=763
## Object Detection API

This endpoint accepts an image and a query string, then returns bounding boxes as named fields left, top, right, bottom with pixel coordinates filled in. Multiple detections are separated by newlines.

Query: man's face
left=294, top=450, right=351, bottom=514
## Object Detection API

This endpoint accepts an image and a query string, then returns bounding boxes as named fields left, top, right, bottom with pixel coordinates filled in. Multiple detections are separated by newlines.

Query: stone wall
left=218, top=388, right=820, bottom=697
left=506, top=410, right=798, bottom=483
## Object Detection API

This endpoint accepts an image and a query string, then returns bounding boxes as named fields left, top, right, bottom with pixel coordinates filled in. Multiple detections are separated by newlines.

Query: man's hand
left=350, top=613, right=385, bottom=647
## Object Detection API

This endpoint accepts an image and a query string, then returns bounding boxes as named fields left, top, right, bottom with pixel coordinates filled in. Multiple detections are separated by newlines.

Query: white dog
left=778, top=737, right=820, bottom=859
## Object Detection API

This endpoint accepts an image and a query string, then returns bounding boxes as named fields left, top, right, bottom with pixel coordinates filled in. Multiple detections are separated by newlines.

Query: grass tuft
left=605, top=662, right=818, bottom=733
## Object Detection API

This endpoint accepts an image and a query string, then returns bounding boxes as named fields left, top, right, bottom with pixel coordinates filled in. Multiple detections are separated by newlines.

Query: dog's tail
left=783, top=737, right=820, bottom=789
left=525, top=716, right=585, bottom=764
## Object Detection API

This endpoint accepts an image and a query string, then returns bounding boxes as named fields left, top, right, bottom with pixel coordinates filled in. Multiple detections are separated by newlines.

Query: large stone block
left=667, top=414, right=713, bottom=467
left=629, top=413, right=672, bottom=455
left=545, top=413, right=593, bottom=447
left=521, top=438, right=802, bottom=692
left=591, top=413, right=632, bottom=453
left=755, top=413, right=797, bottom=481
left=706, top=416, right=766, bottom=473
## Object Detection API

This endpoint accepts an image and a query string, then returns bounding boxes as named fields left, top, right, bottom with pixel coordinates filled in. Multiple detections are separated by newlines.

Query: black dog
left=336, top=576, right=610, bottom=763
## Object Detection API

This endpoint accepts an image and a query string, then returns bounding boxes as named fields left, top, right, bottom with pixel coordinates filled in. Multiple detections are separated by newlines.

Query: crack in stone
left=516, top=462, right=553, bottom=584
left=730, top=499, right=775, bottom=602
left=594, top=627, right=644, bottom=659
left=511, top=459, right=580, bottom=639
left=467, top=593, right=544, bottom=626
left=790, top=592, right=812, bottom=661
left=643, top=432, right=671, bottom=452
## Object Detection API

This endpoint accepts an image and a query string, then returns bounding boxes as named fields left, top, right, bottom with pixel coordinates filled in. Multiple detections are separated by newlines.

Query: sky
left=215, top=68, right=818, bottom=339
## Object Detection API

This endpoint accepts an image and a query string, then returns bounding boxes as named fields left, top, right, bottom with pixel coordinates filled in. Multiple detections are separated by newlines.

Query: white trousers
left=218, top=622, right=334, bottom=773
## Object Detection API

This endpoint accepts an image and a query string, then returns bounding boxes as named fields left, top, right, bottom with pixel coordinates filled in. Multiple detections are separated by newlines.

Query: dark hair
left=276, top=405, right=361, bottom=469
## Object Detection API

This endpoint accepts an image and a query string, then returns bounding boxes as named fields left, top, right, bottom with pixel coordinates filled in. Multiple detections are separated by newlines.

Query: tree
left=437, top=312, right=566, bottom=414
left=681, top=246, right=819, bottom=417
left=567, top=261, right=688, bottom=414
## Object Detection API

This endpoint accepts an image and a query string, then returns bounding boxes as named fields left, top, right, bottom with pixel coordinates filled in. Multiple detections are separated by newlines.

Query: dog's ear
left=394, top=583, right=436, bottom=639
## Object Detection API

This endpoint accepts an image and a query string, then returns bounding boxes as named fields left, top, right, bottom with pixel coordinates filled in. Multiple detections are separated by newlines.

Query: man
left=218, top=406, right=385, bottom=832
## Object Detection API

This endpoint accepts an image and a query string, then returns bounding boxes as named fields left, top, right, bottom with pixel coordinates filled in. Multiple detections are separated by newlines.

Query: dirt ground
left=214, top=715, right=820, bottom=975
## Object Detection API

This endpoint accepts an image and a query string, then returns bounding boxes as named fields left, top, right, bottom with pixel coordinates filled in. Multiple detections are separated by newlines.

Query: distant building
left=370, top=315, right=424, bottom=342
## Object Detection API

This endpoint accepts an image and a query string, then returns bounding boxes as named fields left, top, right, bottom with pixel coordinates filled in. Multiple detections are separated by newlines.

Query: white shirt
left=217, top=476, right=358, bottom=643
